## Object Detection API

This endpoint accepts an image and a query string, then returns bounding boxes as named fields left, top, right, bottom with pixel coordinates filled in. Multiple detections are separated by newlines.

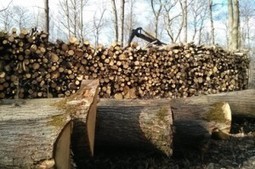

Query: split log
left=51, top=79, right=99, bottom=166
left=0, top=98, right=72, bottom=169
left=0, top=79, right=99, bottom=169
left=96, top=99, right=173, bottom=156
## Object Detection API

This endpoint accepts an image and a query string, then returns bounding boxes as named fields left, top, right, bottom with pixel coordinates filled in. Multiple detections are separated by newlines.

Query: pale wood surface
left=0, top=98, right=71, bottom=169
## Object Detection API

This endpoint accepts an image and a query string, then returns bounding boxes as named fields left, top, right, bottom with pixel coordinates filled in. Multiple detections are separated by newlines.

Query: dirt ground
left=73, top=117, right=255, bottom=169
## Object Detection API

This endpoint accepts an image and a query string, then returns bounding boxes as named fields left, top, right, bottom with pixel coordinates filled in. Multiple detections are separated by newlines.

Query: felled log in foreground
left=170, top=100, right=231, bottom=155
left=174, top=89, right=255, bottom=118
left=0, top=98, right=71, bottom=169
left=96, top=99, right=231, bottom=156
left=96, top=99, right=173, bottom=156
left=0, top=80, right=99, bottom=169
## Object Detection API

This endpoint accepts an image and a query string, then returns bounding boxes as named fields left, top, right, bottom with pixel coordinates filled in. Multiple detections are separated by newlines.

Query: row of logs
left=0, top=29, right=250, bottom=99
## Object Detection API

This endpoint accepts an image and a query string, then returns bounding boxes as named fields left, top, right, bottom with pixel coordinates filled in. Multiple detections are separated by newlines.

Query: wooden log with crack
left=0, top=79, right=99, bottom=169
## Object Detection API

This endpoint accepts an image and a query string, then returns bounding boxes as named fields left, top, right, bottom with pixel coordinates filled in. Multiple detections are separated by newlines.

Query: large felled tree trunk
left=95, top=99, right=231, bottom=156
left=0, top=98, right=72, bottom=169
left=170, top=100, right=231, bottom=156
left=177, top=89, right=255, bottom=118
left=0, top=80, right=99, bottom=169
left=96, top=99, right=173, bottom=156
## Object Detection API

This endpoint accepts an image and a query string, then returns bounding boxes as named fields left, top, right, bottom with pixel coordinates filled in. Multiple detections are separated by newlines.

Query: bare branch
left=0, top=0, right=13, bottom=12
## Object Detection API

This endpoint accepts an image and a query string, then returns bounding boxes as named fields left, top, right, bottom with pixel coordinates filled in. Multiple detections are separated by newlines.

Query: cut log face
left=96, top=99, right=173, bottom=156
left=0, top=98, right=72, bottom=169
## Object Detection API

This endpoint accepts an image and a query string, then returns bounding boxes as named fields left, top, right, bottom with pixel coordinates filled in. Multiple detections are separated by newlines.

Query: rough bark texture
left=171, top=99, right=232, bottom=156
left=111, top=0, right=119, bottom=43
left=177, top=89, right=255, bottom=118
left=0, top=79, right=99, bottom=169
left=95, top=98, right=231, bottom=156
left=96, top=99, right=173, bottom=156
left=0, top=98, right=72, bottom=169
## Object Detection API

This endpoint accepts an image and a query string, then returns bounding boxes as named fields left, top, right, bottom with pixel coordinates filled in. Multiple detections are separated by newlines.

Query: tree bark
left=0, top=79, right=99, bottom=169
left=208, top=0, right=215, bottom=45
left=111, top=0, right=119, bottom=43
left=228, top=0, right=240, bottom=50
left=96, top=99, right=173, bottom=156
left=176, top=89, right=255, bottom=118
left=232, top=0, right=240, bottom=50
left=120, top=0, right=125, bottom=46
left=0, top=98, right=72, bottom=169
left=183, top=0, right=188, bottom=42
left=170, top=100, right=231, bottom=156
left=44, top=0, right=49, bottom=35
left=95, top=99, right=232, bottom=156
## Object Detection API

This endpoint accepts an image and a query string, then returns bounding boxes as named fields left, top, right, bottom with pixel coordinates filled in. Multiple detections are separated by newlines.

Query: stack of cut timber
left=0, top=29, right=249, bottom=99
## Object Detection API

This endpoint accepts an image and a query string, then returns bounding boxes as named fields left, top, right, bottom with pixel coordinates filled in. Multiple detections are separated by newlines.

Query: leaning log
left=96, top=99, right=173, bottom=156
left=0, top=79, right=99, bottom=169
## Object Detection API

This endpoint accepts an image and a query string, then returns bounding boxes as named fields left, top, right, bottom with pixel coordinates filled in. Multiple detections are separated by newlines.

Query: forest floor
left=74, top=117, right=255, bottom=169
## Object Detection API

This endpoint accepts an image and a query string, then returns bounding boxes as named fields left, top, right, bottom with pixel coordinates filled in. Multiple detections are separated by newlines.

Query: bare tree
left=0, top=8, right=13, bottom=31
left=189, top=0, right=208, bottom=43
left=120, top=0, right=125, bottom=46
left=150, top=0, right=163, bottom=38
left=12, top=6, right=31, bottom=30
left=239, top=0, right=255, bottom=48
left=228, top=0, right=240, bottom=50
left=93, top=9, right=106, bottom=47
left=163, top=0, right=184, bottom=42
left=208, top=0, right=215, bottom=44
left=111, top=0, right=119, bottom=43
left=44, top=0, right=50, bottom=34
left=0, top=0, right=13, bottom=12
left=58, top=0, right=88, bottom=40
left=124, top=0, right=137, bottom=44
left=183, top=0, right=188, bottom=42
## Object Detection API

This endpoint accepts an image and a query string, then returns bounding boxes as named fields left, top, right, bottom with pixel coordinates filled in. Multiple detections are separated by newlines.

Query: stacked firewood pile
left=0, top=29, right=249, bottom=99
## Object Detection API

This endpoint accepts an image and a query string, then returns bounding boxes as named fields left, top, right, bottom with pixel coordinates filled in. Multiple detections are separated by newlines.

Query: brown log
left=96, top=99, right=173, bottom=156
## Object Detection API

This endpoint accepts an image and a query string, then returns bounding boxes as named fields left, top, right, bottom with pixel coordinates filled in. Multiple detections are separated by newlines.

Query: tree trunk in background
left=44, top=0, right=49, bottom=36
left=111, top=0, right=119, bottom=43
left=232, top=0, right=240, bottom=50
left=150, top=0, right=163, bottom=39
left=208, top=0, right=215, bottom=45
left=80, top=0, right=84, bottom=43
left=228, top=0, right=240, bottom=50
left=65, top=0, right=71, bottom=37
left=120, top=0, right=125, bottom=46
left=183, top=0, right=188, bottom=42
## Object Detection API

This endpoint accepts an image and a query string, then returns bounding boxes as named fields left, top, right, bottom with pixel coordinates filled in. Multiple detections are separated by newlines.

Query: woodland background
left=0, top=0, right=254, bottom=52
